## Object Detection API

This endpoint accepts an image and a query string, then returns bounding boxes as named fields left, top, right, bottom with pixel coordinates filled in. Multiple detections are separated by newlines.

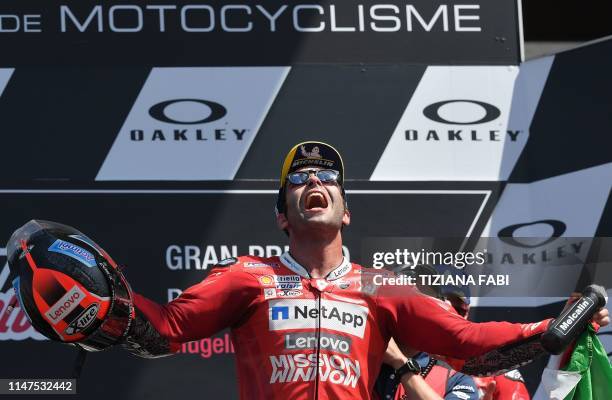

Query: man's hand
left=593, top=307, right=610, bottom=327
left=481, top=380, right=496, bottom=400
left=383, top=337, right=409, bottom=370
left=384, top=338, right=444, bottom=400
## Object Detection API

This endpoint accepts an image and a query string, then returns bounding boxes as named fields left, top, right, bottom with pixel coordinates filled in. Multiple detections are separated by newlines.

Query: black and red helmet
left=7, top=220, right=133, bottom=351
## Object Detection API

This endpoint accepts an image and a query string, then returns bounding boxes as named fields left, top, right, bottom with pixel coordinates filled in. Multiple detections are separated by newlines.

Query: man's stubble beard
left=285, top=204, right=345, bottom=238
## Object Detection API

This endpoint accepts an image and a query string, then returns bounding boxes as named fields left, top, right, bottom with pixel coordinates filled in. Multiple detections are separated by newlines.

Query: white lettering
left=269, top=353, right=360, bottom=387
left=406, top=5, right=448, bottom=31
left=167, top=288, right=182, bottom=302
left=60, top=5, right=103, bottom=32
left=221, top=5, right=252, bottom=32
left=293, top=5, right=324, bottom=32
left=166, top=245, right=183, bottom=270
left=454, top=5, right=481, bottom=32
left=370, top=5, right=400, bottom=32
left=181, top=5, right=215, bottom=32
left=23, top=15, right=42, bottom=32
left=109, top=5, right=143, bottom=32
left=330, top=5, right=355, bottom=32
left=255, top=5, right=287, bottom=32
left=145, top=5, right=176, bottom=32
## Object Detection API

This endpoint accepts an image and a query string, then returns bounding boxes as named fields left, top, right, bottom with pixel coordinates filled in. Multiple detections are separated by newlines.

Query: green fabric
left=563, top=325, right=612, bottom=400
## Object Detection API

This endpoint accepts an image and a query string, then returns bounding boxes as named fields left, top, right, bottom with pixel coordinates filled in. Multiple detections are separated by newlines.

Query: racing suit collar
left=280, top=251, right=352, bottom=281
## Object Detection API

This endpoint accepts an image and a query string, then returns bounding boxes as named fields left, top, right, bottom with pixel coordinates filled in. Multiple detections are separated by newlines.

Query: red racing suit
left=474, top=370, right=531, bottom=400
left=127, top=253, right=551, bottom=400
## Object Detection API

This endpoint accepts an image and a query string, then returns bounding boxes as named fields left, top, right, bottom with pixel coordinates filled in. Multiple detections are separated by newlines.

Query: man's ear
left=342, top=208, right=351, bottom=227
left=276, top=212, right=289, bottom=231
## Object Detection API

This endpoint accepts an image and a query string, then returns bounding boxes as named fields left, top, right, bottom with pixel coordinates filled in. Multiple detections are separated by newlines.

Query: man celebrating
left=8, top=141, right=610, bottom=400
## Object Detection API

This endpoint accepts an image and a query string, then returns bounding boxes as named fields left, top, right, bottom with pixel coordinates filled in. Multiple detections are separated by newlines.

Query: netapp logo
left=59, top=4, right=483, bottom=34
left=270, top=305, right=363, bottom=328
left=130, top=99, right=247, bottom=142
left=269, top=299, right=368, bottom=338
left=405, top=99, right=521, bottom=142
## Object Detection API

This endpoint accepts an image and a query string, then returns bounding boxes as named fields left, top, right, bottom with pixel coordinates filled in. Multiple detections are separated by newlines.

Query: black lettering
left=329, top=307, right=341, bottom=322
left=489, top=130, right=500, bottom=141
left=571, top=242, right=583, bottom=254
left=152, top=130, right=166, bottom=141
left=130, top=129, right=144, bottom=141
left=215, top=129, right=226, bottom=140
left=507, top=130, right=521, bottom=141
left=426, top=130, right=439, bottom=141
left=501, top=253, right=514, bottom=264
left=295, top=306, right=308, bottom=319
left=523, top=253, right=536, bottom=264
left=448, top=130, right=462, bottom=140
left=405, top=130, right=418, bottom=140
left=233, top=129, right=246, bottom=140
left=471, top=130, right=481, bottom=141
left=174, top=129, right=187, bottom=140
left=557, top=246, right=567, bottom=258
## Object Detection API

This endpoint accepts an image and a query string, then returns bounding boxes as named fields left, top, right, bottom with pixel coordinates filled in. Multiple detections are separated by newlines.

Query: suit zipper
left=313, top=290, right=321, bottom=400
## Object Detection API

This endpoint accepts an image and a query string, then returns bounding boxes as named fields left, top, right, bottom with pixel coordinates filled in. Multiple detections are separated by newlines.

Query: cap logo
left=300, top=144, right=322, bottom=159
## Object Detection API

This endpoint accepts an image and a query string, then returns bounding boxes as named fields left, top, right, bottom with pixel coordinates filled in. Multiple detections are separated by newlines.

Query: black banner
left=0, top=0, right=521, bottom=66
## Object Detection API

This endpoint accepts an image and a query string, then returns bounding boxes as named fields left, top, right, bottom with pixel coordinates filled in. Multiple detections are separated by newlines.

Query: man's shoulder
left=206, top=256, right=287, bottom=292
left=212, top=255, right=283, bottom=274
left=348, top=263, right=389, bottom=275
left=236, top=255, right=283, bottom=270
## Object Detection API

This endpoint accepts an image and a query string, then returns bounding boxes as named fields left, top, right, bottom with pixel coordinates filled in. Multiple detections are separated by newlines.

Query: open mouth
left=305, top=192, right=329, bottom=210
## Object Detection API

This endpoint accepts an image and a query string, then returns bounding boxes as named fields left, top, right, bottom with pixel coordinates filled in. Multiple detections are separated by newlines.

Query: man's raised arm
left=124, top=260, right=259, bottom=358
left=377, top=288, right=552, bottom=376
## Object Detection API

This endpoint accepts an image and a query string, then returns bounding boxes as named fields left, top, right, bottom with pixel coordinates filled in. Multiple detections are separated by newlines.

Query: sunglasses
left=286, top=169, right=340, bottom=185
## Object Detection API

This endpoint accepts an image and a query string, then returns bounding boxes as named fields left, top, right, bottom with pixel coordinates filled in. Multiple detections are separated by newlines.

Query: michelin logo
left=268, top=299, right=368, bottom=338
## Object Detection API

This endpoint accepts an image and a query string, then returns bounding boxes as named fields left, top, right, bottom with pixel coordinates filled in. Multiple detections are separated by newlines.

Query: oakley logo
left=149, top=99, right=227, bottom=125
left=423, top=100, right=501, bottom=125
left=498, top=220, right=567, bottom=248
